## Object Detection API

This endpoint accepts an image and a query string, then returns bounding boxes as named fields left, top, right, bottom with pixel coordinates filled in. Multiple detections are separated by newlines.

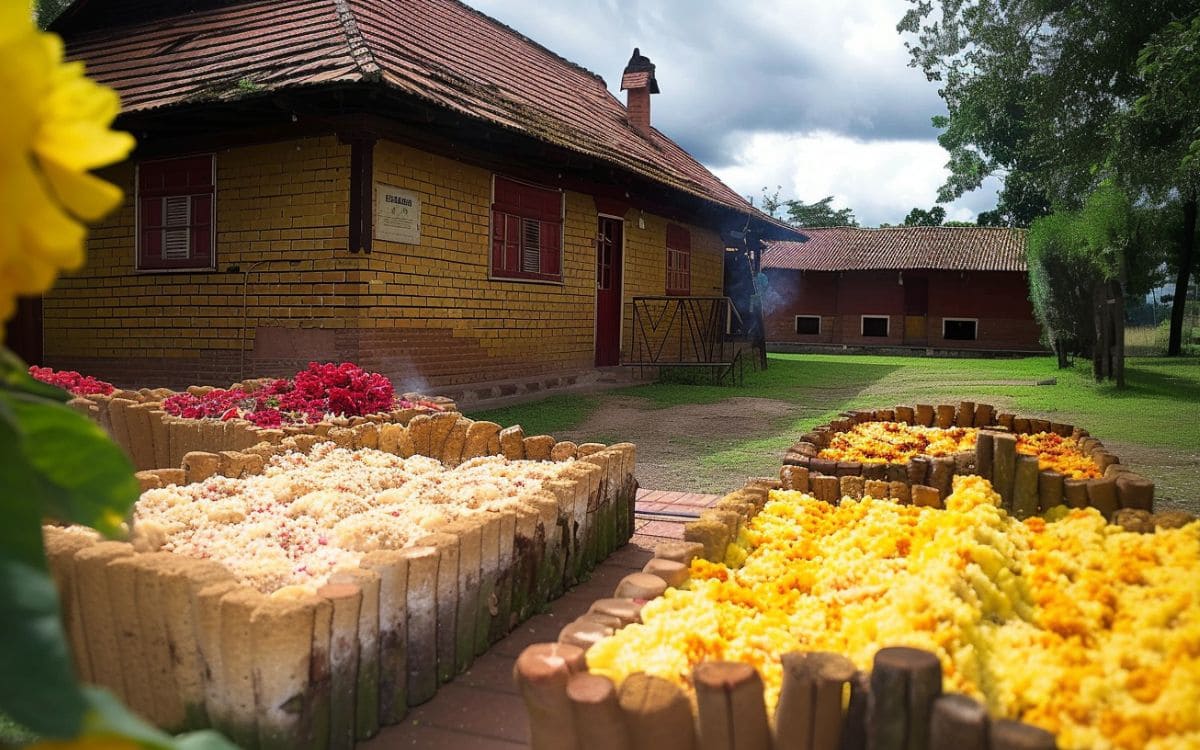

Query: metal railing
left=625, top=296, right=746, bottom=384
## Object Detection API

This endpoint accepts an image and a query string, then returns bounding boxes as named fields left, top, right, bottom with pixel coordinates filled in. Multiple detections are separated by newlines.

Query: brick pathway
left=362, top=489, right=720, bottom=749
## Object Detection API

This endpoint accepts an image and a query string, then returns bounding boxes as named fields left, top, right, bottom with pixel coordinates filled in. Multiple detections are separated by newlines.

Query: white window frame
left=794, top=315, right=821, bottom=335
left=942, top=317, right=979, bottom=341
left=861, top=315, right=890, bottom=337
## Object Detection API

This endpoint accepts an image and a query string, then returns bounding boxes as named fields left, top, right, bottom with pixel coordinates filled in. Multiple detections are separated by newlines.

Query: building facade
left=762, top=227, right=1043, bottom=353
left=32, top=0, right=796, bottom=388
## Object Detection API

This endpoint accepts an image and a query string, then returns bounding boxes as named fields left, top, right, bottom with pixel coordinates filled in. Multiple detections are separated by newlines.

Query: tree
left=1115, top=14, right=1200, bottom=355
left=35, top=0, right=71, bottom=28
left=783, top=196, right=858, bottom=228
left=899, top=0, right=1199, bottom=353
left=755, top=186, right=785, bottom=220
left=903, top=206, right=946, bottom=226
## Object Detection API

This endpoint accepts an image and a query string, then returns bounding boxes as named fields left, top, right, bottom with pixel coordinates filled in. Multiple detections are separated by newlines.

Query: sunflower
left=0, top=0, right=133, bottom=329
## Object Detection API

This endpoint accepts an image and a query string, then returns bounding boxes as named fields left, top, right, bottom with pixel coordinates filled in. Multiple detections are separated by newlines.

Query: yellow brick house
left=28, top=0, right=799, bottom=389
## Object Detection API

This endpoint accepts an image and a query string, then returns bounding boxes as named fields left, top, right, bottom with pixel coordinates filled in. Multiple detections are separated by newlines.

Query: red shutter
left=490, top=176, right=563, bottom=281
left=137, top=155, right=215, bottom=270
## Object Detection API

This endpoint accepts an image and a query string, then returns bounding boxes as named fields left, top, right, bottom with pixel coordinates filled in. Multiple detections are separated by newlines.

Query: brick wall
left=44, top=133, right=730, bottom=388
left=368, top=139, right=726, bottom=385
left=44, top=135, right=361, bottom=385
left=765, top=268, right=1043, bottom=351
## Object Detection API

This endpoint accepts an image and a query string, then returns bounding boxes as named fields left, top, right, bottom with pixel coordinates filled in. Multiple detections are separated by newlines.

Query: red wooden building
left=761, top=227, right=1043, bottom=353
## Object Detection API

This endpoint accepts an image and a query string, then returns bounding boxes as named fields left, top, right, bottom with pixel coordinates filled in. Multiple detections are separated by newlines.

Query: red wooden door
left=594, top=217, right=623, bottom=366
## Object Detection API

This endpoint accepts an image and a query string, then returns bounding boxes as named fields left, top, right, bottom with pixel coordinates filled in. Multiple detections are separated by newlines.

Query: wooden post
left=992, top=434, right=1018, bottom=508
left=360, top=550, right=409, bottom=724
left=695, top=661, right=771, bottom=750
left=219, top=587, right=268, bottom=749
left=989, top=719, right=1057, bottom=750
left=1037, top=471, right=1065, bottom=514
left=868, top=647, right=942, bottom=750
left=929, top=694, right=988, bottom=750
left=474, top=513, right=503, bottom=657
left=568, top=673, right=633, bottom=750
left=895, top=406, right=915, bottom=424
left=935, top=405, right=956, bottom=429
left=811, top=475, right=840, bottom=504
left=955, top=402, right=975, bottom=428
left=1012, top=456, right=1040, bottom=519
left=915, top=405, right=934, bottom=426
left=775, top=651, right=855, bottom=750
left=618, top=673, right=698, bottom=750
left=972, top=403, right=995, bottom=428
left=252, top=598, right=315, bottom=750
left=514, top=643, right=587, bottom=750
left=1086, top=478, right=1119, bottom=520
left=329, top=568, right=381, bottom=741
left=975, top=431, right=995, bottom=484
left=642, top=559, right=689, bottom=588
left=1115, top=473, right=1155, bottom=511
left=316, top=583, right=362, bottom=750
left=1063, top=479, right=1089, bottom=509
left=400, top=546, right=439, bottom=706
left=929, top=457, right=955, bottom=498
left=912, top=485, right=942, bottom=509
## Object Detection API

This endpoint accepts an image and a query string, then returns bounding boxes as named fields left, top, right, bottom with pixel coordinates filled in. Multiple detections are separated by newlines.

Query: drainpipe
left=234, top=259, right=299, bottom=381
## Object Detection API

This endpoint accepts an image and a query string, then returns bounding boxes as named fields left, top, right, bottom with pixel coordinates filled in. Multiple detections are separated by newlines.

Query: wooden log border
left=66, top=382, right=459, bottom=472
left=780, top=402, right=1156, bottom=518
left=517, top=493, right=1071, bottom=750
left=42, top=419, right=637, bottom=746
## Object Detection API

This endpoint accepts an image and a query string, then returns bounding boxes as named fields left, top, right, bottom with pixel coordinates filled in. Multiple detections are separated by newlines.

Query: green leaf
left=0, top=419, right=48, bottom=569
left=2, top=391, right=138, bottom=537
left=0, top=559, right=85, bottom=737
left=77, top=688, right=240, bottom=749
left=0, top=349, right=68, bottom=403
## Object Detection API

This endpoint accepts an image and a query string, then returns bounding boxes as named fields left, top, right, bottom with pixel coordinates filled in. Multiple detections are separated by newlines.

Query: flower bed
left=781, top=402, right=1154, bottom=519
left=57, top=362, right=456, bottom=471
left=29, top=365, right=115, bottom=396
left=516, top=477, right=1199, bottom=750
left=45, top=415, right=637, bottom=746
left=819, top=421, right=1101, bottom=479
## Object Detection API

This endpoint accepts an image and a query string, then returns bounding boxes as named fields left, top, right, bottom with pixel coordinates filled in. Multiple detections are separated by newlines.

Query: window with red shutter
left=136, top=155, right=216, bottom=271
left=490, top=176, right=563, bottom=282
left=665, top=224, right=691, bottom=295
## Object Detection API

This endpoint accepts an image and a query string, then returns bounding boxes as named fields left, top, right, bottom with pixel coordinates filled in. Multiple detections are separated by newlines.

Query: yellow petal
left=39, top=156, right=125, bottom=221
left=0, top=1, right=35, bottom=47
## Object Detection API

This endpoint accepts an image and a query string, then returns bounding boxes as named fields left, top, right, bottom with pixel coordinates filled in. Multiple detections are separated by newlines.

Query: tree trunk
left=1092, top=284, right=1107, bottom=382
left=1055, top=337, right=1070, bottom=369
left=1112, top=280, right=1125, bottom=388
left=1169, top=194, right=1197, bottom=356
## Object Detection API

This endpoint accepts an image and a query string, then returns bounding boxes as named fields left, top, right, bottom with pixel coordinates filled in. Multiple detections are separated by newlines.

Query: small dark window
left=861, top=316, right=889, bottom=337
left=137, top=155, right=216, bottom=271
left=943, top=319, right=978, bottom=341
left=795, top=316, right=820, bottom=335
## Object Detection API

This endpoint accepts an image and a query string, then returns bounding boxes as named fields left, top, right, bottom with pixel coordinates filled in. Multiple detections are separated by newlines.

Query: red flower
left=28, top=366, right=116, bottom=397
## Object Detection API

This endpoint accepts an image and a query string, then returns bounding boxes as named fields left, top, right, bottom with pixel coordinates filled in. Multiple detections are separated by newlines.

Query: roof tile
left=762, top=226, right=1028, bottom=273
left=63, top=0, right=786, bottom=226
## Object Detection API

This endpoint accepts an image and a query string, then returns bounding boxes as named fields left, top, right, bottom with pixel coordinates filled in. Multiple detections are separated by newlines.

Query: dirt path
left=554, top=394, right=1200, bottom=510
left=559, top=395, right=806, bottom=493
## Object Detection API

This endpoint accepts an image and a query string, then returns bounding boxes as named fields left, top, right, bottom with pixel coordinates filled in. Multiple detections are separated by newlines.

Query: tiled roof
left=60, top=0, right=791, bottom=229
left=762, top=226, right=1028, bottom=273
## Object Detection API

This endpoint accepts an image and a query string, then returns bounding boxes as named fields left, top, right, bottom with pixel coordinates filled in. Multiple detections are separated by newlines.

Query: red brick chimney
left=621, top=48, right=659, bottom=138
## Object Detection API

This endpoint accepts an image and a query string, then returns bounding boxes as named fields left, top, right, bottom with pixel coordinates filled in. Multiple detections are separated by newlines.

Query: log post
left=929, top=694, right=988, bottom=750
left=868, top=647, right=942, bottom=750
left=359, top=551, right=409, bottom=724
left=1037, top=471, right=1065, bottom=514
left=694, top=661, right=771, bottom=750
left=400, top=546, right=439, bottom=707
left=618, top=672, right=698, bottom=750
left=514, top=643, right=587, bottom=750
left=775, top=651, right=856, bottom=750
left=1012, top=456, right=1040, bottom=519
left=992, top=434, right=1018, bottom=508
left=568, top=672, right=633, bottom=750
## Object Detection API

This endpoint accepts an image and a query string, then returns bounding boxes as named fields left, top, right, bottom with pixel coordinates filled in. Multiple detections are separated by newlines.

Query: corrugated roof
left=61, top=0, right=788, bottom=229
left=762, top=226, right=1028, bottom=273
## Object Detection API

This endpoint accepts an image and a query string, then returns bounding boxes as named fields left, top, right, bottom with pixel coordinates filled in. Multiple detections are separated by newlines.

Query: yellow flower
left=0, top=0, right=133, bottom=329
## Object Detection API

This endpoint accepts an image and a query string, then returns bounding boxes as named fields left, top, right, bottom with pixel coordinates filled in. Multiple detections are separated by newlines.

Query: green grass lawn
left=473, top=353, right=1200, bottom=508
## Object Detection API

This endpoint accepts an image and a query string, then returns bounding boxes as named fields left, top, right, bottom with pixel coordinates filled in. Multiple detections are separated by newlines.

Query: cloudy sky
left=469, top=0, right=1003, bottom=227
